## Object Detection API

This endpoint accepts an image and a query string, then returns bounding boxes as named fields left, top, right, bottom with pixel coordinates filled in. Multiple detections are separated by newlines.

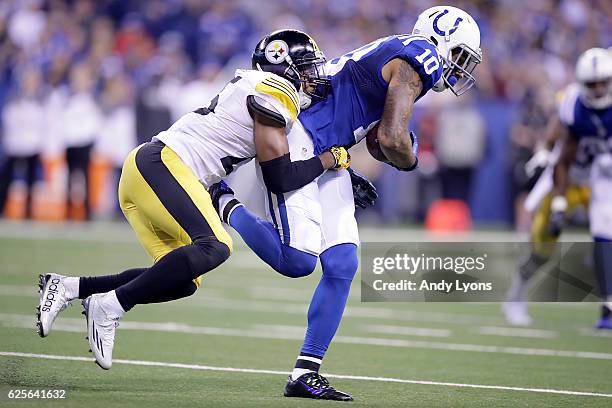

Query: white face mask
left=299, top=89, right=312, bottom=109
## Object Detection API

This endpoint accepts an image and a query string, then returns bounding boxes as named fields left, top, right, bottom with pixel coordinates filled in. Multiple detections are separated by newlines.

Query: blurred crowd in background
left=0, top=0, right=610, bottom=227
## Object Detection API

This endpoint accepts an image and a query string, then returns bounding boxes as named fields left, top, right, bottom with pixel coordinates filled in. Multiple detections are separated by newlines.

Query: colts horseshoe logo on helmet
left=265, top=40, right=289, bottom=64
left=433, top=9, right=463, bottom=37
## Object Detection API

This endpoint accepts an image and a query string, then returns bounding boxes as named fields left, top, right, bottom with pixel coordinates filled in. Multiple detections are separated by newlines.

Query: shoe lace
left=302, top=372, right=330, bottom=389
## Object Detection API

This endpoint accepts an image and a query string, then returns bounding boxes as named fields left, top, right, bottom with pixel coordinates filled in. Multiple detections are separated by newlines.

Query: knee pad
left=186, top=239, right=231, bottom=278
left=320, top=244, right=358, bottom=281
left=278, top=245, right=317, bottom=278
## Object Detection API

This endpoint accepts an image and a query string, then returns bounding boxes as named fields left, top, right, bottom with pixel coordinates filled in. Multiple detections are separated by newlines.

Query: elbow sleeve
left=260, top=153, right=324, bottom=194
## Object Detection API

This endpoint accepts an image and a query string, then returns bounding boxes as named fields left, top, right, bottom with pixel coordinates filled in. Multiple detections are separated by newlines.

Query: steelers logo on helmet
left=265, top=40, right=289, bottom=64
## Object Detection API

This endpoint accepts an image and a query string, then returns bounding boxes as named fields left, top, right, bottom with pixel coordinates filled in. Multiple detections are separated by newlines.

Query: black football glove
left=348, top=168, right=378, bottom=209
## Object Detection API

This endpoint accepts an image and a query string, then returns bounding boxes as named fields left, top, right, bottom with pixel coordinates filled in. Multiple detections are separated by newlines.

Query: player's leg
left=36, top=143, right=214, bottom=337
left=589, top=158, right=612, bottom=329
left=505, top=189, right=570, bottom=325
left=285, top=168, right=357, bottom=401
left=593, top=237, right=612, bottom=329
left=211, top=181, right=318, bottom=278
left=0, top=156, right=16, bottom=215
left=110, top=141, right=232, bottom=302
left=24, top=154, right=40, bottom=219
left=212, top=122, right=322, bottom=278
left=84, top=141, right=233, bottom=369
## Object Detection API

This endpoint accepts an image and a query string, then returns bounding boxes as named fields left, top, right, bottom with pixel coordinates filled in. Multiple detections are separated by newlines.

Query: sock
left=100, top=290, right=125, bottom=319
left=115, top=241, right=229, bottom=311
left=78, top=268, right=197, bottom=304
left=300, top=244, right=358, bottom=358
left=228, top=205, right=316, bottom=277
left=62, top=277, right=80, bottom=300
left=218, top=194, right=241, bottom=223
left=291, top=353, right=322, bottom=380
left=78, top=268, right=146, bottom=299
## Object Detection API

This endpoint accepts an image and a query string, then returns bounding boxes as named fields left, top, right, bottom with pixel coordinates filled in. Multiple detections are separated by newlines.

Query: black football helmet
left=252, top=29, right=330, bottom=107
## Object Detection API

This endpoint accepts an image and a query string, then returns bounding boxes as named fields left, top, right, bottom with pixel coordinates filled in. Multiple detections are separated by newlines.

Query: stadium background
left=0, top=0, right=610, bottom=228
left=1, top=1, right=611, bottom=407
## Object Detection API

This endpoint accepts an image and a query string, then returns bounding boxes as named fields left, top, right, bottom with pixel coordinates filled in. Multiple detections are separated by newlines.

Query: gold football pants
left=118, top=141, right=232, bottom=287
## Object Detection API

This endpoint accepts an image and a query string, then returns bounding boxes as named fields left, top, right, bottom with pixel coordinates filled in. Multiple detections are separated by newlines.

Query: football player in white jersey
left=551, top=48, right=612, bottom=329
left=505, top=48, right=612, bottom=327
left=36, top=30, right=350, bottom=370
left=504, top=88, right=591, bottom=326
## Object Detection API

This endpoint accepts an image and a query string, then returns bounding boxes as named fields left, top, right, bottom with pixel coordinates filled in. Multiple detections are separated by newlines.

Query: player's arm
left=552, top=128, right=577, bottom=199
left=250, top=104, right=349, bottom=194
left=378, top=58, right=422, bottom=170
left=544, top=116, right=565, bottom=151
left=549, top=126, right=576, bottom=235
left=525, top=115, right=565, bottom=179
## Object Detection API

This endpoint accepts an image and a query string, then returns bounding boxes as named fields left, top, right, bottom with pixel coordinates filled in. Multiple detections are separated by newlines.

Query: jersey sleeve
left=398, top=38, right=444, bottom=95
left=558, top=84, right=580, bottom=129
left=250, top=74, right=300, bottom=127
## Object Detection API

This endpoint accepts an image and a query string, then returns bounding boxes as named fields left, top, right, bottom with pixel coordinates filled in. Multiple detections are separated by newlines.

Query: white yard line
left=361, top=324, right=451, bottom=338
left=579, top=328, right=612, bottom=338
left=478, top=326, right=558, bottom=339
left=0, top=351, right=610, bottom=398
left=1, top=313, right=611, bottom=361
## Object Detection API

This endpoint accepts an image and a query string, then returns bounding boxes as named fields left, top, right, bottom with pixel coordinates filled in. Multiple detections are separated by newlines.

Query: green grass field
left=0, top=222, right=611, bottom=407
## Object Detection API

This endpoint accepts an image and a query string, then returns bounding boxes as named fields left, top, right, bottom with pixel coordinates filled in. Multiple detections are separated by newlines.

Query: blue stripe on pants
left=276, top=193, right=290, bottom=246
left=267, top=189, right=278, bottom=228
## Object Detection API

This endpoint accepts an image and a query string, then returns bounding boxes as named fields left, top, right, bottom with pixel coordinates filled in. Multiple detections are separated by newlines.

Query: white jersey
left=524, top=85, right=590, bottom=212
left=154, top=69, right=300, bottom=187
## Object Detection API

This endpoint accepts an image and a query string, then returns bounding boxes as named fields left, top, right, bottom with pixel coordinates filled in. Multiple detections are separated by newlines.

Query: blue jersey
left=559, top=85, right=612, bottom=167
left=299, top=35, right=443, bottom=154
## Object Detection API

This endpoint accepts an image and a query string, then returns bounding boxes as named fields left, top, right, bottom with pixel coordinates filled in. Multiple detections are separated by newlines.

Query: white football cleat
left=82, top=294, right=122, bottom=370
left=502, top=302, right=532, bottom=326
left=36, top=273, right=74, bottom=337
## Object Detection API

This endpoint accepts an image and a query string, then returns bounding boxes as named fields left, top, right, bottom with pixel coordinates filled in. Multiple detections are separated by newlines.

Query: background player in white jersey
left=214, top=6, right=482, bottom=401
left=550, top=48, right=612, bottom=329
left=504, top=87, right=591, bottom=326
left=36, top=31, right=350, bottom=370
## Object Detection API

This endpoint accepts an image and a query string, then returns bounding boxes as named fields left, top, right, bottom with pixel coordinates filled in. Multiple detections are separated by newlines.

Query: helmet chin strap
left=447, top=75, right=458, bottom=86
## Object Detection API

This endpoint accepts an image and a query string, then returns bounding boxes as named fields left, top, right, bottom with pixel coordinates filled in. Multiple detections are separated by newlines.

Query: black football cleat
left=284, top=372, right=353, bottom=401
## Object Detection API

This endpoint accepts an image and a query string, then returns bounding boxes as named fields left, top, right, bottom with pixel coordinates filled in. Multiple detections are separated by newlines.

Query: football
left=365, top=123, right=390, bottom=163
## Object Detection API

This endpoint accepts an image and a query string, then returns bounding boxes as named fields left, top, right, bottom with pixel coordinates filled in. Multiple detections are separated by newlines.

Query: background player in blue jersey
left=213, top=6, right=482, bottom=401
left=550, top=48, right=612, bottom=329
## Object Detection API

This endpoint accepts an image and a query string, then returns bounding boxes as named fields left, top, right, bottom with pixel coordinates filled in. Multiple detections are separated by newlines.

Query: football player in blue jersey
left=211, top=6, right=482, bottom=401
left=548, top=48, right=612, bottom=329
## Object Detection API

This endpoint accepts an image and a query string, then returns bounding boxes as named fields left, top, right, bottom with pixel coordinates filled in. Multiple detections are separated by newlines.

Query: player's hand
left=389, top=131, right=419, bottom=171
left=348, top=168, right=378, bottom=209
left=525, top=149, right=550, bottom=179
left=329, top=146, right=351, bottom=170
left=549, top=195, right=568, bottom=237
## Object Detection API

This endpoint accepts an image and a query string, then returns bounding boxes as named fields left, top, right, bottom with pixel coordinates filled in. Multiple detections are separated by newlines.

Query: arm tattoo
left=398, top=60, right=423, bottom=98
left=378, top=60, right=422, bottom=167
